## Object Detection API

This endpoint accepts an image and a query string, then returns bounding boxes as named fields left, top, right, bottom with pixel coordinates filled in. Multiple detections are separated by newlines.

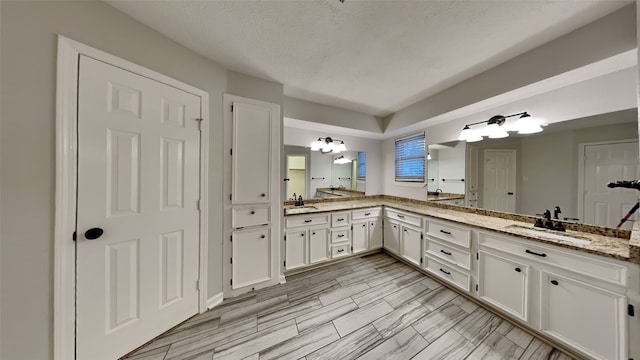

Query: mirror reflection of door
left=287, top=155, right=306, bottom=200
left=483, top=149, right=516, bottom=212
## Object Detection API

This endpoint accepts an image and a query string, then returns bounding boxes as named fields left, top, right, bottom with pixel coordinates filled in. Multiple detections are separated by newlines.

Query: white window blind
left=395, top=132, right=425, bottom=182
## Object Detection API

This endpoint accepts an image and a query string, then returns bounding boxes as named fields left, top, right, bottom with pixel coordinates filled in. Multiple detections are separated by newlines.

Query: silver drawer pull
left=440, top=249, right=452, bottom=256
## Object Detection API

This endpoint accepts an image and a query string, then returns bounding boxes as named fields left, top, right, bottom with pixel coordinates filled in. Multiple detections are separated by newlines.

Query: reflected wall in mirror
left=286, top=154, right=307, bottom=200
left=429, top=109, right=639, bottom=230
left=284, top=145, right=366, bottom=200
left=427, top=141, right=466, bottom=195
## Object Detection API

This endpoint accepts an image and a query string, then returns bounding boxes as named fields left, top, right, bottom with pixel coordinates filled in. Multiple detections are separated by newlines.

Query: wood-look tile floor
left=122, top=253, right=577, bottom=360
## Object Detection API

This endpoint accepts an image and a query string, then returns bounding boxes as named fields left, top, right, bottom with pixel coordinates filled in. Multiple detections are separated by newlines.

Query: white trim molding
left=207, top=293, right=224, bottom=310
left=54, top=35, right=210, bottom=360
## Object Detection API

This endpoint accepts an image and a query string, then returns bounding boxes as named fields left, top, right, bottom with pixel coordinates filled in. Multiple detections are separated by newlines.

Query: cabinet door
left=540, top=271, right=626, bottom=360
left=400, top=225, right=422, bottom=266
left=369, top=219, right=383, bottom=249
left=232, top=101, right=273, bottom=204
left=309, top=228, right=329, bottom=264
left=352, top=221, right=368, bottom=254
left=478, top=250, right=529, bottom=321
left=232, top=228, right=271, bottom=289
left=285, top=230, right=307, bottom=270
left=383, top=219, right=400, bottom=254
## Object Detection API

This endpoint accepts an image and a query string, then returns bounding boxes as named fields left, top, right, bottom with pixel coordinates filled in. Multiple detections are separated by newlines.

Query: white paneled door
left=76, top=56, right=201, bottom=360
left=583, top=141, right=639, bottom=229
left=483, top=150, right=516, bottom=213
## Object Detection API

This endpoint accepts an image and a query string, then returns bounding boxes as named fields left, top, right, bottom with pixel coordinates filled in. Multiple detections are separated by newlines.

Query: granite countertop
left=284, top=196, right=640, bottom=264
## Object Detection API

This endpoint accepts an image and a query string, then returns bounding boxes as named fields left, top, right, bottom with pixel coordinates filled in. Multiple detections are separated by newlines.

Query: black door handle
left=550, top=280, right=559, bottom=286
left=85, top=227, right=104, bottom=240
left=515, top=267, right=521, bottom=272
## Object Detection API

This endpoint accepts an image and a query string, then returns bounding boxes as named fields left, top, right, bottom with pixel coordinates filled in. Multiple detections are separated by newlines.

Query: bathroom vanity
left=283, top=196, right=640, bottom=360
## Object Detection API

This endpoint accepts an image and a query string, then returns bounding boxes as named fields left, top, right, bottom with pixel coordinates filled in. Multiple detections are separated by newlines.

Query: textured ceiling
left=107, top=0, right=631, bottom=117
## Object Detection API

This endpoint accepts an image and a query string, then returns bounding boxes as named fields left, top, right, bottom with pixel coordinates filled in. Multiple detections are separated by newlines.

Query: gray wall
left=0, top=2, right=284, bottom=359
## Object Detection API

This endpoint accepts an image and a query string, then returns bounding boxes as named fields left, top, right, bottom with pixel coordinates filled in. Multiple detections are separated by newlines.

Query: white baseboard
left=279, top=274, right=287, bottom=284
left=207, top=292, right=224, bottom=310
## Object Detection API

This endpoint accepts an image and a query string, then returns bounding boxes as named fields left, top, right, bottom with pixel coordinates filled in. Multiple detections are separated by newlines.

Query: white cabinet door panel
left=352, top=221, right=368, bottom=254
left=232, top=228, right=271, bottom=289
left=384, top=219, right=400, bottom=254
left=232, top=102, right=273, bottom=204
left=309, top=228, right=329, bottom=264
left=540, top=271, right=627, bottom=360
left=478, top=250, right=528, bottom=322
left=369, top=220, right=383, bottom=249
left=285, top=230, right=307, bottom=270
left=400, top=225, right=422, bottom=266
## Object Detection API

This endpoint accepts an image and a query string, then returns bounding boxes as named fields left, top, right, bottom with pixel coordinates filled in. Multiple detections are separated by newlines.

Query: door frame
left=286, top=153, right=309, bottom=200
left=577, top=139, right=637, bottom=223
left=54, top=36, right=210, bottom=360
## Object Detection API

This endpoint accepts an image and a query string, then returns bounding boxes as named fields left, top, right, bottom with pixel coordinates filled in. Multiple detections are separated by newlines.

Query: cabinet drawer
left=331, top=229, right=350, bottom=243
left=285, top=213, right=329, bottom=228
left=478, top=232, right=627, bottom=287
left=426, top=238, right=471, bottom=270
left=331, top=243, right=350, bottom=258
left=385, top=208, right=422, bottom=228
left=352, top=208, right=381, bottom=220
left=425, top=219, right=471, bottom=248
left=232, top=206, right=270, bottom=228
left=425, top=254, right=470, bottom=292
left=331, top=212, right=351, bottom=227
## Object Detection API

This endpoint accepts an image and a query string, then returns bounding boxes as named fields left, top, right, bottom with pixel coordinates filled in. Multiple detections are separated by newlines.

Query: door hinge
left=284, top=235, right=287, bottom=241
left=476, top=252, right=479, bottom=260
left=230, top=235, right=233, bottom=242
left=629, top=304, right=635, bottom=317
left=230, top=257, right=233, bottom=264
left=230, top=148, right=233, bottom=156
left=420, top=257, right=423, bottom=264
left=230, top=279, right=233, bottom=286
left=196, top=280, right=200, bottom=291
left=229, top=194, right=232, bottom=201
left=476, top=284, right=479, bottom=292
left=231, top=104, right=234, bottom=112
left=72, top=231, right=77, bottom=241
left=420, top=233, right=424, bottom=240
left=351, top=246, right=353, bottom=251
left=197, top=200, right=201, bottom=210
left=283, top=260, right=286, bottom=267
left=195, top=118, right=203, bottom=130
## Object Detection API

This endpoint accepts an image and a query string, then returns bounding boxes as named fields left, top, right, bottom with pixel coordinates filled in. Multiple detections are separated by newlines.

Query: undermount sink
left=505, top=225, right=591, bottom=245
left=286, top=205, right=318, bottom=214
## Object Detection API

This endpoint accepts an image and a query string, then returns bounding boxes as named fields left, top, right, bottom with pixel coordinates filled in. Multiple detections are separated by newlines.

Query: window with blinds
left=395, top=132, right=425, bottom=182
left=357, top=152, right=366, bottom=180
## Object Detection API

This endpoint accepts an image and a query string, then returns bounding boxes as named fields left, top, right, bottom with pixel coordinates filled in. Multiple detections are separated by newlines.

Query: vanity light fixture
left=333, top=155, right=352, bottom=164
left=310, top=137, right=347, bottom=153
left=458, top=112, right=543, bottom=142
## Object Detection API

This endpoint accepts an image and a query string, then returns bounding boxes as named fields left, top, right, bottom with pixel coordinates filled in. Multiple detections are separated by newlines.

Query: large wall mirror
left=284, top=145, right=366, bottom=200
left=428, top=108, right=639, bottom=230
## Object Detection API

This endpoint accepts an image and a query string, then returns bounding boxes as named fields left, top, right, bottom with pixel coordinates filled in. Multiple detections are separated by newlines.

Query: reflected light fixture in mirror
left=333, top=155, right=352, bottom=164
left=310, top=137, right=347, bottom=153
